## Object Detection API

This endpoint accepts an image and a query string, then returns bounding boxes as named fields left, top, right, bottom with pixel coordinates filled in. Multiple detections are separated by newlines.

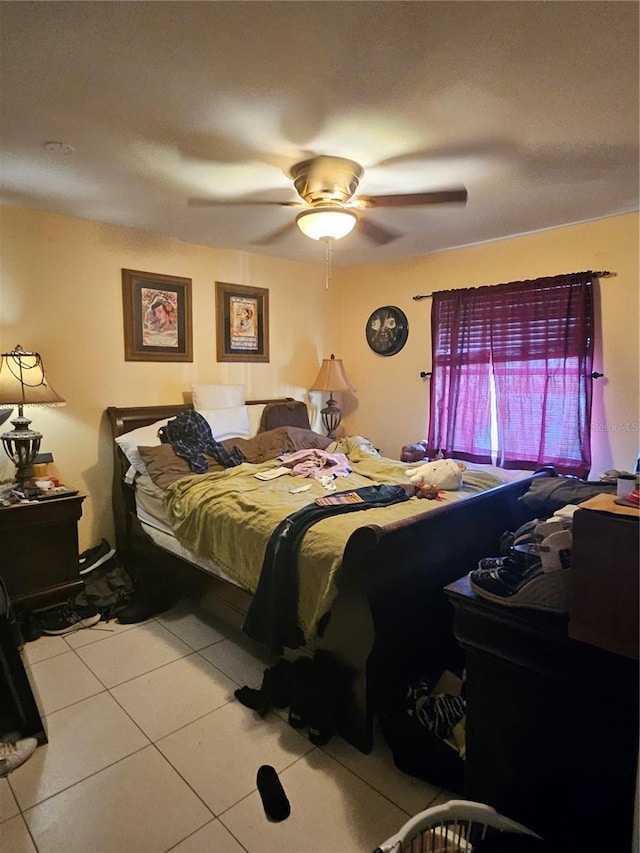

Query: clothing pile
left=279, top=448, right=351, bottom=479
left=379, top=668, right=467, bottom=793
left=159, top=409, right=244, bottom=471
left=234, top=652, right=351, bottom=747
left=27, top=539, right=137, bottom=639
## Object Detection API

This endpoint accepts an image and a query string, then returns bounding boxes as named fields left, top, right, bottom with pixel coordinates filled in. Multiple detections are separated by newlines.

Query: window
left=427, top=272, right=595, bottom=478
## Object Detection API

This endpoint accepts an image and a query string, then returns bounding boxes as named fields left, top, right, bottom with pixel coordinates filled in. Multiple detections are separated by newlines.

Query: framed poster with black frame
left=215, top=281, right=270, bottom=363
left=122, top=269, right=193, bottom=362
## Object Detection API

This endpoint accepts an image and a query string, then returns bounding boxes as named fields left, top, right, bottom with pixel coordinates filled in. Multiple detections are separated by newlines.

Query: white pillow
left=191, top=383, right=245, bottom=410
left=199, top=406, right=251, bottom=441
left=115, top=418, right=168, bottom=475
left=247, top=403, right=266, bottom=437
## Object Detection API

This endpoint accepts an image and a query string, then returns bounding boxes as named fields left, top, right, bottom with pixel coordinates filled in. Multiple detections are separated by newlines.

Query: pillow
left=114, top=418, right=168, bottom=475
left=247, top=403, right=266, bottom=437
left=259, top=400, right=311, bottom=432
left=199, top=405, right=251, bottom=441
left=191, top=383, right=245, bottom=410
left=138, top=444, right=224, bottom=489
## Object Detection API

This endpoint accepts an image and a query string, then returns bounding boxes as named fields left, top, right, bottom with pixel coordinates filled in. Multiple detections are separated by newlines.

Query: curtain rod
left=412, top=270, right=616, bottom=301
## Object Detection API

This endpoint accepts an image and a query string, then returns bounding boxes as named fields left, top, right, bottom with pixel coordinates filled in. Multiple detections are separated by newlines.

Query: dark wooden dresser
left=569, top=496, right=639, bottom=660
left=445, top=533, right=639, bottom=853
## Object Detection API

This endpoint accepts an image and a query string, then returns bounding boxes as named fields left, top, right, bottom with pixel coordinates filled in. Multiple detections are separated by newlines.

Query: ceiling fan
left=189, top=154, right=467, bottom=246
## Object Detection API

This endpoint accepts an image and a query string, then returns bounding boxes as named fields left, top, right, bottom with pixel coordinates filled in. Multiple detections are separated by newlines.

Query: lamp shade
left=296, top=207, right=357, bottom=241
left=0, top=346, right=65, bottom=407
left=309, top=354, right=353, bottom=393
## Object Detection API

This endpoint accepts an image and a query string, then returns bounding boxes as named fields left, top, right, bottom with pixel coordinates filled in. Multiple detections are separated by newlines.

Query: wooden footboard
left=106, top=404, right=550, bottom=754
left=323, top=473, right=549, bottom=751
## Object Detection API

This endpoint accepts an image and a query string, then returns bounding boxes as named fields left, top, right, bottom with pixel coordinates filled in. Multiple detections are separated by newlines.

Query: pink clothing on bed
left=280, top=449, right=352, bottom=479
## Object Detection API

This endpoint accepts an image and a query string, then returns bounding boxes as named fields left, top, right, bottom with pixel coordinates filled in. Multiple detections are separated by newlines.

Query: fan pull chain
left=325, top=238, right=333, bottom=290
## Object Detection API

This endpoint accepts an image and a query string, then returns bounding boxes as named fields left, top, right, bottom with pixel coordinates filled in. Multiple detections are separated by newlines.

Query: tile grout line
left=318, top=743, right=443, bottom=817
left=10, top=609, right=437, bottom=850
left=108, top=664, right=237, bottom=743
left=65, top=622, right=196, bottom=691
left=14, top=742, right=152, bottom=819
left=147, top=740, right=218, bottom=839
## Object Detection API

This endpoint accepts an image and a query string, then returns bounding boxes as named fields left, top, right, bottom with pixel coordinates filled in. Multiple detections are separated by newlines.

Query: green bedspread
left=165, top=442, right=502, bottom=639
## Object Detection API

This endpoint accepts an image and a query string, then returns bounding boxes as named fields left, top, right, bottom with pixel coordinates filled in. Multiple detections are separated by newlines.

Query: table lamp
left=0, top=346, right=65, bottom=494
left=309, top=354, right=353, bottom=438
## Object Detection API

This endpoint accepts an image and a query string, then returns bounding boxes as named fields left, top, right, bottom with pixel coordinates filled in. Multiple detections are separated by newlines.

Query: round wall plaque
left=365, top=305, right=409, bottom=356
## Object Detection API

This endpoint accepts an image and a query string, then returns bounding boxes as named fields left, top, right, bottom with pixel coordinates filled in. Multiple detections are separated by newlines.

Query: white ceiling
left=1, top=1, right=638, bottom=267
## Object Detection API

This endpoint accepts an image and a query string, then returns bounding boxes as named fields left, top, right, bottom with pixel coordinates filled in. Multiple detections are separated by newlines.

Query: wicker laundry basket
left=373, top=799, right=541, bottom=853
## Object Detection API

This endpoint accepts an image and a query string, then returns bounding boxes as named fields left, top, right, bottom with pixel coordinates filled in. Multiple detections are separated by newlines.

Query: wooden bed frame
left=106, top=402, right=551, bottom=753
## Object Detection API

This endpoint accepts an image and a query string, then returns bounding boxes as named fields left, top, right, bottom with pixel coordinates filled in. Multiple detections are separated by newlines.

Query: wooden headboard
left=105, top=398, right=293, bottom=557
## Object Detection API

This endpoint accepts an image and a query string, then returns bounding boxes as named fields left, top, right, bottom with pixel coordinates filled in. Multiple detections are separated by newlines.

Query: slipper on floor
left=257, top=764, right=290, bottom=822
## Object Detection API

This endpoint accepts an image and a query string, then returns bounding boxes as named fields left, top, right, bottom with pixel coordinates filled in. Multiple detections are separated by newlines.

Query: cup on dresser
left=616, top=474, right=636, bottom=499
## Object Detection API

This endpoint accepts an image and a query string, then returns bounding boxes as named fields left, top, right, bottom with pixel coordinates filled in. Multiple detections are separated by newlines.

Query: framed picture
left=122, top=269, right=193, bottom=362
left=215, top=281, right=270, bottom=363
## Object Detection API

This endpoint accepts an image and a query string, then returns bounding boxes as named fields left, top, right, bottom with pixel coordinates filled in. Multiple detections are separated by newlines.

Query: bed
left=106, top=399, right=551, bottom=753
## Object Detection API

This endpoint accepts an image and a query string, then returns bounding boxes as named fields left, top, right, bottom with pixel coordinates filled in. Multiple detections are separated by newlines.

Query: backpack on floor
left=73, top=559, right=135, bottom=620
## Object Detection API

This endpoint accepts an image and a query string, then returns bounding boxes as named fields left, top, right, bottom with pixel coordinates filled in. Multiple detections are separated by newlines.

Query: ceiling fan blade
left=188, top=198, right=302, bottom=208
left=358, top=217, right=402, bottom=246
left=357, top=188, right=468, bottom=208
left=251, top=221, right=298, bottom=246
left=374, top=141, right=515, bottom=169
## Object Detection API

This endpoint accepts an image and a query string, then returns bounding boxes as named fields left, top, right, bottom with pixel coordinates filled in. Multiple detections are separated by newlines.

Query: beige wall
left=0, top=205, right=336, bottom=549
left=336, top=213, right=639, bottom=472
left=1, top=205, right=638, bottom=551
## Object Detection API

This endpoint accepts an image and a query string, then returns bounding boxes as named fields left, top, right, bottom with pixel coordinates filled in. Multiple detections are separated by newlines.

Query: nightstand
left=0, top=494, right=85, bottom=610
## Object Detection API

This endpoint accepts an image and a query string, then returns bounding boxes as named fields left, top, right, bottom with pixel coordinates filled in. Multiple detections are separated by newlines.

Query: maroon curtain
left=428, top=288, right=494, bottom=463
left=427, top=272, right=594, bottom=477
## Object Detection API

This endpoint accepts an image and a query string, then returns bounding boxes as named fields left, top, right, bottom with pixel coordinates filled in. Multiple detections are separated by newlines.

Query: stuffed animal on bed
left=400, top=440, right=429, bottom=463
left=406, top=458, right=466, bottom=491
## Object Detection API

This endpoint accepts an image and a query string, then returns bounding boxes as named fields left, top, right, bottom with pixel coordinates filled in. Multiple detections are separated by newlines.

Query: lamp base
left=2, top=408, right=42, bottom=495
left=320, top=395, right=342, bottom=439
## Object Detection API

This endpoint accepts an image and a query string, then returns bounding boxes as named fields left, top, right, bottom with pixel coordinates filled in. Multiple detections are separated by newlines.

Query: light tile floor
left=0, top=600, right=454, bottom=853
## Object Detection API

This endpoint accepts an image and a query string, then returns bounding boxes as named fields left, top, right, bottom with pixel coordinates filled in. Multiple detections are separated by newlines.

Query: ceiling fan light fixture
left=295, top=208, right=357, bottom=241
